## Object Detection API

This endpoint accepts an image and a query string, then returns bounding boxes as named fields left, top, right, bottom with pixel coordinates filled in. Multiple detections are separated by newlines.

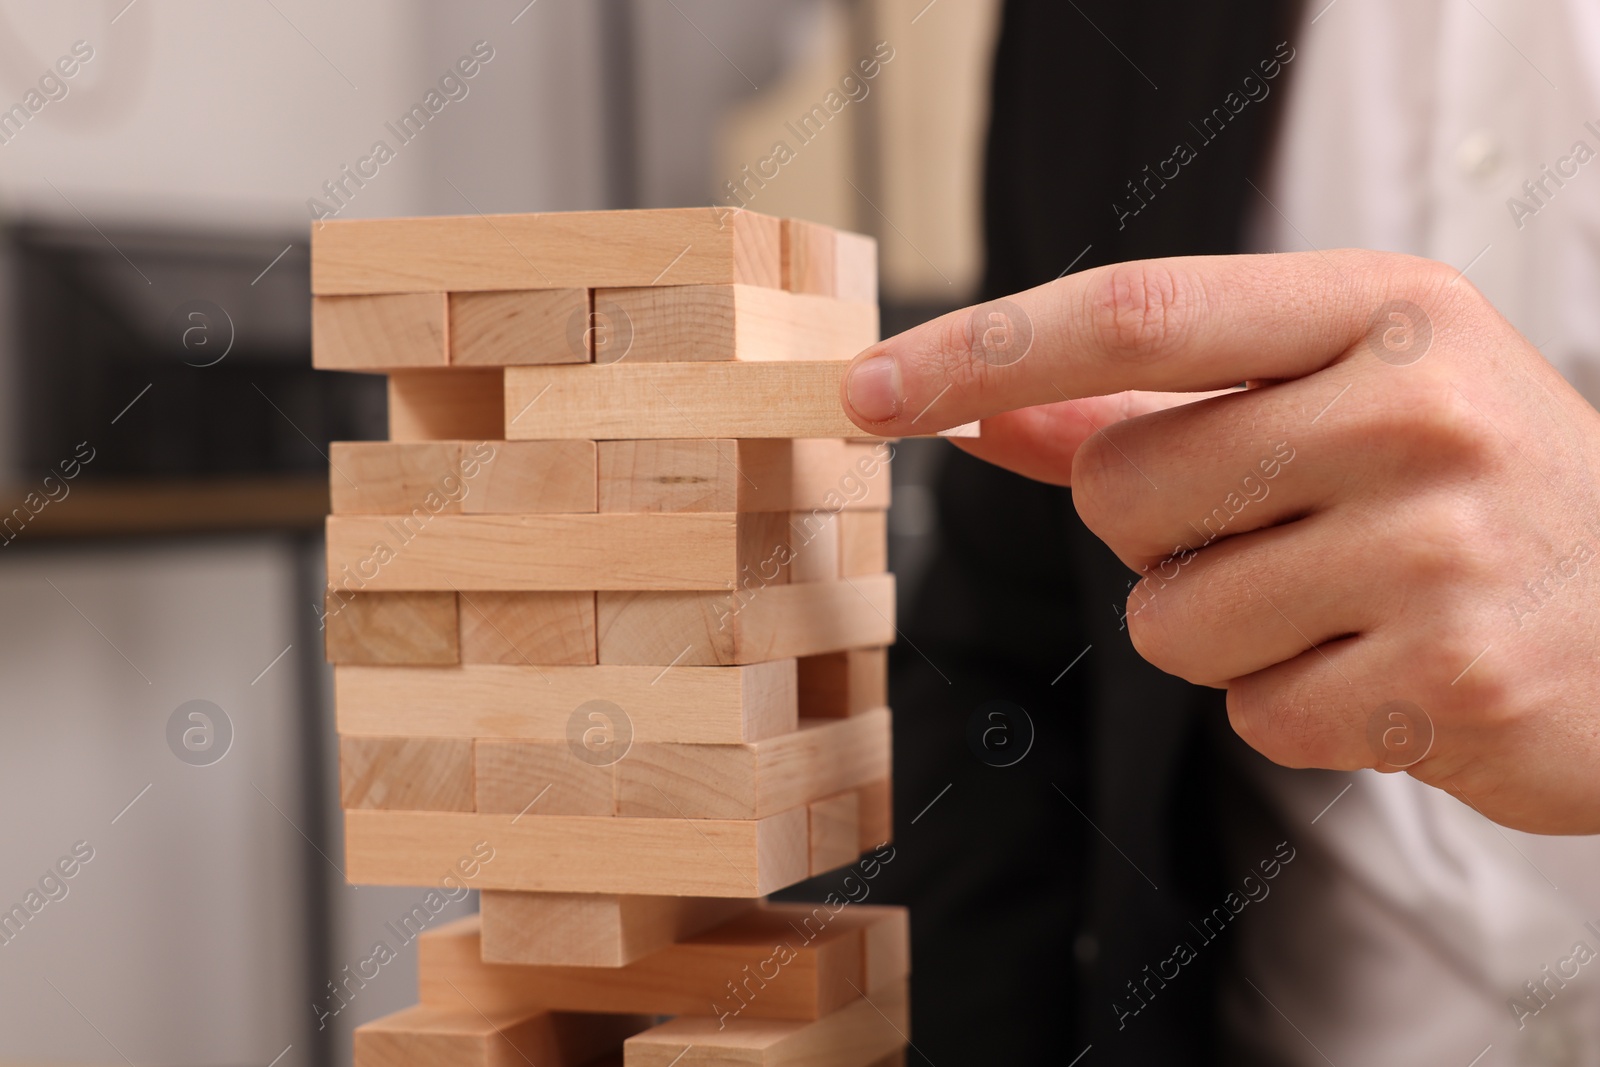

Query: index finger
left=839, top=249, right=1453, bottom=434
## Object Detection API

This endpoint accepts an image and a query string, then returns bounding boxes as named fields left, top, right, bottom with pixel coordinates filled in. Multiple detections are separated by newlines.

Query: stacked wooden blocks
left=313, top=208, right=921, bottom=1066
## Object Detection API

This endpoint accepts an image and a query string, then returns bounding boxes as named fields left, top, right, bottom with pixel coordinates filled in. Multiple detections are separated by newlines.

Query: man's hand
left=842, top=250, right=1600, bottom=834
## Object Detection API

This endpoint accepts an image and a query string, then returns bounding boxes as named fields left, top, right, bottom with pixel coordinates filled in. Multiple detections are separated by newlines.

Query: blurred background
left=0, top=1, right=996, bottom=1063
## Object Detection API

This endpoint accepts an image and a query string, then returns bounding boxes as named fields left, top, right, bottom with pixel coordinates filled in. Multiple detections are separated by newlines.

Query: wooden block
left=324, top=590, right=459, bottom=664
left=787, top=511, right=840, bottom=584
left=781, top=218, right=837, bottom=297
left=421, top=906, right=888, bottom=1020
left=335, top=661, right=797, bottom=744
left=598, top=285, right=877, bottom=363
left=475, top=741, right=616, bottom=816
left=597, top=439, right=891, bottom=514
left=857, top=779, right=892, bottom=851
left=505, top=362, right=973, bottom=441
left=449, top=289, right=588, bottom=366
left=330, top=441, right=472, bottom=515
left=479, top=892, right=754, bottom=968
left=354, top=1003, right=646, bottom=1067
left=615, top=710, right=891, bottom=820
left=623, top=980, right=909, bottom=1066
left=326, top=513, right=778, bottom=592
left=313, top=293, right=446, bottom=370
left=833, top=231, right=879, bottom=305
left=344, top=808, right=809, bottom=896
left=597, top=574, right=896, bottom=666
left=389, top=369, right=504, bottom=441
left=796, top=649, right=887, bottom=718
left=460, top=441, right=597, bottom=514
left=839, top=510, right=888, bottom=577
left=340, top=736, right=474, bottom=811
left=808, top=791, right=862, bottom=876
left=311, top=208, right=781, bottom=294
left=458, top=591, right=597, bottom=665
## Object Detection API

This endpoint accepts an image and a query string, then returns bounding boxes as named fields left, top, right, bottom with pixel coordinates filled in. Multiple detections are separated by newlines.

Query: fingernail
left=846, top=354, right=902, bottom=422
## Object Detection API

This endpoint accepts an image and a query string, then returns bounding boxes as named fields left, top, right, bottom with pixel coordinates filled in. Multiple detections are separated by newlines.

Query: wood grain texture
left=323, top=590, right=459, bottom=664
left=615, top=710, right=891, bottom=820
left=857, top=779, right=892, bottom=852
left=389, top=369, right=504, bottom=441
left=354, top=1003, right=646, bottom=1067
left=838, top=510, right=887, bottom=577
left=505, top=363, right=973, bottom=440
left=623, top=980, right=908, bottom=1066
left=478, top=892, right=753, bottom=968
left=459, top=441, right=596, bottom=514
left=475, top=741, right=616, bottom=816
left=457, top=591, right=596, bottom=665
left=313, top=293, right=446, bottom=370
left=787, top=511, right=840, bottom=584
left=329, top=441, right=498, bottom=515
left=597, top=439, right=891, bottom=514
left=808, top=791, right=862, bottom=876
left=420, top=905, right=904, bottom=1021
left=335, top=661, right=797, bottom=744
left=781, top=218, right=837, bottom=297
left=449, top=289, right=588, bottom=366
left=796, top=649, right=887, bottom=718
left=597, top=285, right=877, bottom=363
left=344, top=808, right=808, bottom=896
left=311, top=209, right=781, bottom=294
left=326, top=512, right=777, bottom=591
left=597, top=574, right=896, bottom=666
left=833, top=231, right=879, bottom=305
left=339, top=736, right=474, bottom=811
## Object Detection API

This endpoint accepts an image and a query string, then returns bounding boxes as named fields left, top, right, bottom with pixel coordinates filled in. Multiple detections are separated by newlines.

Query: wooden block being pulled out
left=595, top=285, right=877, bottom=363
left=505, top=362, right=977, bottom=441
left=311, top=208, right=781, bottom=294
left=313, top=293, right=446, bottom=370
left=340, top=736, right=474, bottom=812
left=389, top=369, right=503, bottom=441
left=325, top=511, right=787, bottom=592
left=449, top=289, right=588, bottom=366
left=344, top=808, right=808, bottom=896
left=597, top=439, right=891, bottom=514
left=615, top=710, right=891, bottom=820
left=478, top=892, right=754, bottom=968
left=323, top=590, right=458, bottom=664
left=457, top=591, right=596, bottom=665
left=597, top=574, right=895, bottom=666
left=353, top=1003, right=647, bottom=1067
left=335, top=660, right=796, bottom=744
left=421, top=905, right=909, bottom=1021
left=624, top=980, right=909, bottom=1067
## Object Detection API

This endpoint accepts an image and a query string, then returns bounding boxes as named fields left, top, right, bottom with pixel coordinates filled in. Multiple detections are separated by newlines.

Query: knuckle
left=1087, top=260, right=1200, bottom=363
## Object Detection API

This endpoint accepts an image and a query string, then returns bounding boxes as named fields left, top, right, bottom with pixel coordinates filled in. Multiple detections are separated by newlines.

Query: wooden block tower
left=312, top=208, right=929, bottom=1066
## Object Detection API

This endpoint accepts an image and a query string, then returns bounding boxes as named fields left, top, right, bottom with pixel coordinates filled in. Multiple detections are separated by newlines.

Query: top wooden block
left=312, top=208, right=782, bottom=295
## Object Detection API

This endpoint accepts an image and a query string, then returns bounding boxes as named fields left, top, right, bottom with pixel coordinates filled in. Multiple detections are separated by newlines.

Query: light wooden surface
left=505, top=362, right=975, bottom=440
left=313, top=292, right=447, bottom=369
left=781, top=217, right=837, bottom=297
left=388, top=369, right=504, bottom=441
left=311, top=208, right=782, bottom=294
left=353, top=1003, right=646, bottom=1067
left=330, top=441, right=471, bottom=515
left=596, top=574, right=895, bottom=666
left=796, top=648, right=887, bottom=718
left=335, top=660, right=797, bottom=744
left=598, top=284, right=877, bottom=363
left=420, top=905, right=907, bottom=1020
left=326, top=512, right=768, bottom=591
left=457, top=590, right=597, bottom=665
left=838, top=510, right=888, bottom=577
left=857, top=779, right=892, bottom=851
left=323, top=590, right=459, bottom=664
left=614, top=710, right=890, bottom=820
left=478, top=892, right=754, bottom=968
left=340, top=736, right=474, bottom=811
left=833, top=230, right=879, bottom=305
left=449, top=289, right=589, bottom=365
left=788, top=511, right=841, bottom=584
left=475, top=740, right=616, bottom=816
left=808, top=790, right=862, bottom=876
left=623, top=980, right=908, bottom=1066
left=344, top=808, right=808, bottom=896
left=597, top=439, right=891, bottom=513
left=460, top=441, right=596, bottom=514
